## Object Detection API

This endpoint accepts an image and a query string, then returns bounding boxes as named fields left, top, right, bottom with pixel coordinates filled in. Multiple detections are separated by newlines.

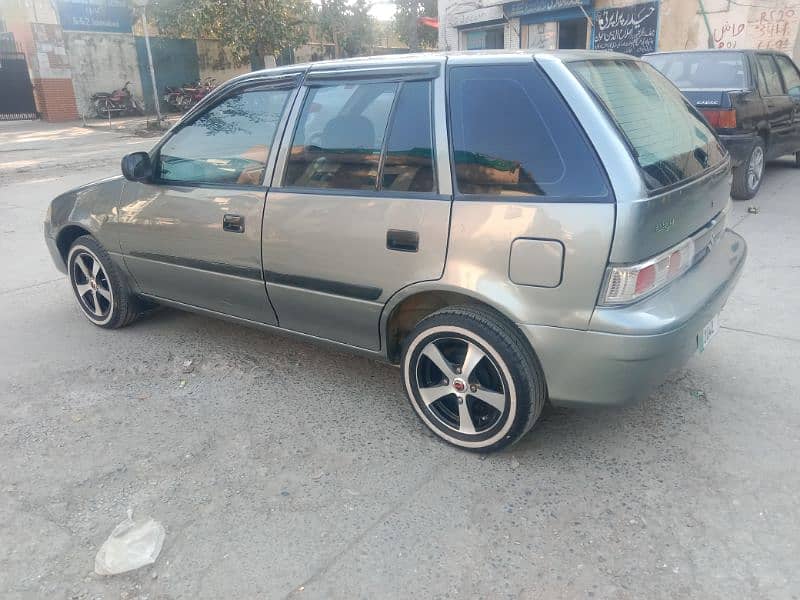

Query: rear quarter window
left=569, top=59, right=727, bottom=192
left=447, top=63, right=609, bottom=201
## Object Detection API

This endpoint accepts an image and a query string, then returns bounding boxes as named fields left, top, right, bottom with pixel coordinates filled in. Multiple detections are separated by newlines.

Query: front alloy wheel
left=67, top=236, right=141, bottom=329
left=402, top=307, right=546, bottom=452
left=71, top=249, right=113, bottom=324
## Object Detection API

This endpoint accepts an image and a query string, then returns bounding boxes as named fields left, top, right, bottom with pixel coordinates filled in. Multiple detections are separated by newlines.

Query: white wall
left=63, top=31, right=143, bottom=117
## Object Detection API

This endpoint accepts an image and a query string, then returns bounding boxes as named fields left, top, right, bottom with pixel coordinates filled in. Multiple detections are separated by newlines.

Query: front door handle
left=386, top=229, right=419, bottom=252
left=223, top=214, right=244, bottom=233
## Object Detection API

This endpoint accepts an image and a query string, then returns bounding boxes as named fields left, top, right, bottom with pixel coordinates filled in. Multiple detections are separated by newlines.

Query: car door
left=755, top=53, right=795, bottom=158
left=262, top=63, right=452, bottom=350
left=117, top=75, right=300, bottom=323
left=774, top=53, right=800, bottom=154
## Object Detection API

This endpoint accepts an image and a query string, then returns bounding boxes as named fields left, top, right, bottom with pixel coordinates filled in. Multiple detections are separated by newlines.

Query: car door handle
left=223, top=214, right=244, bottom=233
left=386, top=229, right=419, bottom=252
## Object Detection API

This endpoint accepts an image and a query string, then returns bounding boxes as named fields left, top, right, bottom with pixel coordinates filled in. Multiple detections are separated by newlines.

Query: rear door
left=262, top=63, right=451, bottom=350
left=755, top=53, right=795, bottom=158
left=774, top=53, right=800, bottom=154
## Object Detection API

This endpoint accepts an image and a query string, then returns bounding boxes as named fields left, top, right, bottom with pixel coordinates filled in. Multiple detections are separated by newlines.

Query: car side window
left=757, top=54, right=785, bottom=96
left=775, top=55, right=800, bottom=99
left=448, top=64, right=608, bottom=199
left=382, top=81, right=435, bottom=193
left=158, top=87, right=291, bottom=186
left=284, top=82, right=398, bottom=190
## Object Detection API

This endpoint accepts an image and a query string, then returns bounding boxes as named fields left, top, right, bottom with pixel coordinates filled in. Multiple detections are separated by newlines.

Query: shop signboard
left=504, top=0, right=590, bottom=19
left=450, top=5, right=504, bottom=27
left=592, top=1, right=659, bottom=56
left=57, top=0, right=133, bottom=33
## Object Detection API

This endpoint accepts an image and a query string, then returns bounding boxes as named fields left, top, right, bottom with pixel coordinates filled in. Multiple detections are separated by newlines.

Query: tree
left=150, top=0, right=312, bottom=70
left=315, top=0, right=375, bottom=58
left=393, top=0, right=437, bottom=50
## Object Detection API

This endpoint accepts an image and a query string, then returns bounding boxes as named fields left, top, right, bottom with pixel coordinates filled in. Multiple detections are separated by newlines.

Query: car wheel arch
left=382, top=285, right=532, bottom=365
left=56, top=224, right=93, bottom=266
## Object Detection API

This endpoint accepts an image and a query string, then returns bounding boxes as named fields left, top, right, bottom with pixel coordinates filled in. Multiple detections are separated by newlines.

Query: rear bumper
left=520, top=229, right=747, bottom=406
left=718, top=132, right=756, bottom=166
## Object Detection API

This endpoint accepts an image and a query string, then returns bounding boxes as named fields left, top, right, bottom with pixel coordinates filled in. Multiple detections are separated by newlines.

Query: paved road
left=1, top=119, right=799, bottom=599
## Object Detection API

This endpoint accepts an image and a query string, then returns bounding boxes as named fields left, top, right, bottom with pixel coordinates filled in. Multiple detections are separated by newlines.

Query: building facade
left=0, top=0, right=251, bottom=121
left=0, top=0, right=409, bottom=121
left=438, top=0, right=800, bottom=62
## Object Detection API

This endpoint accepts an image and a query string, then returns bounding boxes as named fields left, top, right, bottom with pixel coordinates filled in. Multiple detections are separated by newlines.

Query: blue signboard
left=504, top=0, right=591, bottom=19
left=58, top=0, right=133, bottom=33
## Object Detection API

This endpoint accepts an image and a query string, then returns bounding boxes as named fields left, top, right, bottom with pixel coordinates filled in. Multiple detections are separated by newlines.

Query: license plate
left=698, top=314, right=721, bottom=352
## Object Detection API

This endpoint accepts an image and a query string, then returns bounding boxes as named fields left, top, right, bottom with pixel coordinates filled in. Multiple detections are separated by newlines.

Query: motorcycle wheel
left=94, top=98, right=112, bottom=119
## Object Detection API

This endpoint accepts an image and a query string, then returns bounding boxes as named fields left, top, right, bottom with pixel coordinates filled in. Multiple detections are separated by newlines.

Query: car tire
left=795, top=151, right=800, bottom=168
left=401, top=306, right=547, bottom=453
left=67, top=235, right=141, bottom=329
left=731, top=138, right=765, bottom=200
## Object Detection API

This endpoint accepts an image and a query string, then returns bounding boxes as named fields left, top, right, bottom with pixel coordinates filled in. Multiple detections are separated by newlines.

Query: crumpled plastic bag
left=94, top=509, right=165, bottom=575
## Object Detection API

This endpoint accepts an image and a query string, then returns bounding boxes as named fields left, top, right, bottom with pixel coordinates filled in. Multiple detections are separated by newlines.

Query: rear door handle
left=386, top=229, right=419, bottom=252
left=223, top=214, right=244, bottom=233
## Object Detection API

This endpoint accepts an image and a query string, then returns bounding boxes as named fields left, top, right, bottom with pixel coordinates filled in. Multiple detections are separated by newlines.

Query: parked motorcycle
left=91, top=82, right=144, bottom=118
left=162, top=77, right=217, bottom=113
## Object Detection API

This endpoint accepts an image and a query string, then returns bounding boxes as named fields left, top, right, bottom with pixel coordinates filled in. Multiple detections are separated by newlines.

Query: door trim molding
left=128, top=251, right=263, bottom=281
left=264, top=270, right=382, bottom=301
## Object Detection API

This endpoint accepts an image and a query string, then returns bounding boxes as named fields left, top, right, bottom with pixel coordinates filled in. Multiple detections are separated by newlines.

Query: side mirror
left=121, top=152, right=153, bottom=182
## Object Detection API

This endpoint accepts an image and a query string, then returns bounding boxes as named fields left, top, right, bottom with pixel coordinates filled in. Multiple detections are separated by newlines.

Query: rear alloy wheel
left=402, top=307, right=546, bottom=452
left=67, top=236, right=141, bottom=329
left=732, top=138, right=765, bottom=200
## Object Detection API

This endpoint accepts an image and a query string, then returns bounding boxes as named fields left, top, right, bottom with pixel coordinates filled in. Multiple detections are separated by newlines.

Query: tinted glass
left=755, top=57, right=770, bottom=96
left=159, top=88, right=290, bottom=185
left=570, top=59, right=726, bottom=191
left=775, top=54, right=800, bottom=98
left=382, top=81, right=435, bottom=193
left=284, top=82, right=397, bottom=190
left=644, top=52, right=746, bottom=89
left=757, top=54, right=784, bottom=95
left=448, top=64, right=608, bottom=199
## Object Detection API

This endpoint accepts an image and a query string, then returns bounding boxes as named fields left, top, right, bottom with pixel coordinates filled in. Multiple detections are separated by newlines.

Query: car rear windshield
left=643, top=51, right=747, bottom=89
left=569, top=59, right=727, bottom=191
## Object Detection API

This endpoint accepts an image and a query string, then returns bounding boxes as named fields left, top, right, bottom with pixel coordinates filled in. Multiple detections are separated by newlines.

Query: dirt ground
left=1, top=119, right=799, bottom=599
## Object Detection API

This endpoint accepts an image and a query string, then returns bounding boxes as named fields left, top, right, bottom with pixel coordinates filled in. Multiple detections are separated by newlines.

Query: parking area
left=1, top=119, right=799, bottom=599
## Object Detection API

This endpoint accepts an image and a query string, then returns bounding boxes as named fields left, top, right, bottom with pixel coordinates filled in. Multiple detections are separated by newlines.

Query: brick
left=32, top=77, right=80, bottom=122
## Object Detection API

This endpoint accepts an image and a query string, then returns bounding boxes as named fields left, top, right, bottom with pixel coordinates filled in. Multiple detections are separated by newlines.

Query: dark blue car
left=644, top=49, right=800, bottom=199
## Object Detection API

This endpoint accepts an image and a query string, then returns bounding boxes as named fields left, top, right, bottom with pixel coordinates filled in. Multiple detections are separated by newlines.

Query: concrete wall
left=63, top=32, right=143, bottom=117
left=197, top=39, right=250, bottom=85
left=685, top=0, right=800, bottom=59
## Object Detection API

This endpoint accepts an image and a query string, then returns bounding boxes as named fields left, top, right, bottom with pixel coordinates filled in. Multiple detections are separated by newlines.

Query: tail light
left=601, top=237, right=696, bottom=305
left=701, top=108, right=737, bottom=129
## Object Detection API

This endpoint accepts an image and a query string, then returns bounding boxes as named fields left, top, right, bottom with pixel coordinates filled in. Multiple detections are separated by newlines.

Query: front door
left=118, top=79, right=298, bottom=323
left=263, top=69, right=451, bottom=350
left=755, top=53, right=796, bottom=158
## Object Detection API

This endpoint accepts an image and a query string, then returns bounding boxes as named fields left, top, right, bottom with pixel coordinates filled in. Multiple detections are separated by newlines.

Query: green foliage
left=315, top=0, right=375, bottom=58
left=393, top=0, right=437, bottom=50
left=150, top=0, right=312, bottom=68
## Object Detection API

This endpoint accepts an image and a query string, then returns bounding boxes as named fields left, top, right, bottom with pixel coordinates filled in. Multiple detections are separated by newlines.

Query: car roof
left=228, top=49, right=636, bottom=85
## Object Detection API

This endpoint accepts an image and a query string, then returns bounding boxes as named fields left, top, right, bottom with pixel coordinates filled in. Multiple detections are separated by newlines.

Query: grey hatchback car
left=45, top=51, right=747, bottom=452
